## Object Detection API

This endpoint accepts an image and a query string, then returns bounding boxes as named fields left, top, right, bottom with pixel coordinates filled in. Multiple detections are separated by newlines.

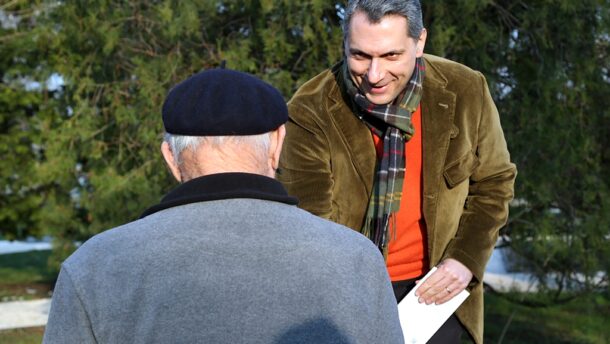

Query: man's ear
left=415, top=28, right=427, bottom=57
left=161, top=141, right=182, bottom=182
left=269, top=124, right=286, bottom=172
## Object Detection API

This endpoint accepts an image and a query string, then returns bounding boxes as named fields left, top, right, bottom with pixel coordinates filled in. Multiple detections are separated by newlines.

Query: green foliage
left=0, top=1, right=61, bottom=240
left=0, top=250, right=54, bottom=285
left=484, top=291, right=610, bottom=343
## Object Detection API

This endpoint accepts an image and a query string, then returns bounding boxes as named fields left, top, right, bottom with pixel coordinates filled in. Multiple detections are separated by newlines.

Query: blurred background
left=1, top=0, right=608, bottom=342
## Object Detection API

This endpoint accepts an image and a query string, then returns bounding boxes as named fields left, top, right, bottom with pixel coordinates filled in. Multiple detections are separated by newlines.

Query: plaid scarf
left=341, top=57, right=425, bottom=255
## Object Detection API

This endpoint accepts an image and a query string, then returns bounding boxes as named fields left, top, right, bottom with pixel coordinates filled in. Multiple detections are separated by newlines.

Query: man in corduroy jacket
left=278, top=0, right=516, bottom=343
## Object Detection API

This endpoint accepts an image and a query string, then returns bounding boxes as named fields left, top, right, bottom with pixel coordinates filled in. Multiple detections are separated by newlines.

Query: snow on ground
left=0, top=299, right=51, bottom=330
left=0, top=238, right=52, bottom=255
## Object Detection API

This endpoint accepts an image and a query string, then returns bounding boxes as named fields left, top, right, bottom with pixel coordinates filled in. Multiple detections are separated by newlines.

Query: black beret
left=162, top=69, right=288, bottom=136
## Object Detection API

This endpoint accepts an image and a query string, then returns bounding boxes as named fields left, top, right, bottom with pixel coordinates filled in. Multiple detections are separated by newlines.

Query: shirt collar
left=140, top=172, right=298, bottom=218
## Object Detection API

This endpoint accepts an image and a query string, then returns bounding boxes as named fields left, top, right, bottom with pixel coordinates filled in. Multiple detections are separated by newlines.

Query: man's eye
left=351, top=52, right=369, bottom=60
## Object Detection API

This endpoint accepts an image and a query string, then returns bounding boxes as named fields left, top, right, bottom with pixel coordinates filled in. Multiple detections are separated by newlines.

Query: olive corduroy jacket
left=278, top=54, right=517, bottom=344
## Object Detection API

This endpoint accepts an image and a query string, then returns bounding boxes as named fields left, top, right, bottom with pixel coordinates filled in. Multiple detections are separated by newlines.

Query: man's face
left=345, top=11, right=426, bottom=105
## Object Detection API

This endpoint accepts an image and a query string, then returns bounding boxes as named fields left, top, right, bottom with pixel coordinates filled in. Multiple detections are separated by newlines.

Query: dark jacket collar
left=140, top=172, right=298, bottom=218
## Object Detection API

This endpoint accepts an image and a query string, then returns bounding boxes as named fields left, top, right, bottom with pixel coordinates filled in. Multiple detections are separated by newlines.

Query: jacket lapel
left=421, top=60, right=456, bottom=247
left=328, top=81, right=377, bottom=195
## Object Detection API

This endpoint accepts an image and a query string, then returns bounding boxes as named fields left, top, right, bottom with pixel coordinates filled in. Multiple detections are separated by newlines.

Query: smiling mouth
left=368, top=84, right=388, bottom=94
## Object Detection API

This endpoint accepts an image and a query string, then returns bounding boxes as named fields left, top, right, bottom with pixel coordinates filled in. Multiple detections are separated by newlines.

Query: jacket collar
left=140, top=172, right=298, bottom=218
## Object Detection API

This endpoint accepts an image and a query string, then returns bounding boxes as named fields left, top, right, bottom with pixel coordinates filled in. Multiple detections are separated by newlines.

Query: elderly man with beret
left=42, top=69, right=404, bottom=343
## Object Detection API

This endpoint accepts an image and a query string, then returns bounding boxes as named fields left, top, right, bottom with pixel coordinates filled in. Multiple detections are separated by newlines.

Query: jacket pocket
left=443, top=151, right=480, bottom=188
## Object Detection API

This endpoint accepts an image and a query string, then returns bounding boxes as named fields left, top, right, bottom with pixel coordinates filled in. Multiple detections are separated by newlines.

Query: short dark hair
left=342, top=0, right=424, bottom=43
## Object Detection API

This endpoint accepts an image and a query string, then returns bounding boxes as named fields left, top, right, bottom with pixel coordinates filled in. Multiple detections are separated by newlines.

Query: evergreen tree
left=0, top=2, right=60, bottom=240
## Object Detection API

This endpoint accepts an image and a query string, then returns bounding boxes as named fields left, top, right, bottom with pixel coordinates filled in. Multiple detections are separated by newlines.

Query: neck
left=178, top=151, right=272, bottom=182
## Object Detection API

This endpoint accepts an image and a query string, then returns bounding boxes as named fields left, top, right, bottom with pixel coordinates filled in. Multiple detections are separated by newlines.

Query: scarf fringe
left=362, top=213, right=398, bottom=254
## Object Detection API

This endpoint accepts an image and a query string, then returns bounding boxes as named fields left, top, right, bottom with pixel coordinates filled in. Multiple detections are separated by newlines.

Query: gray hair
left=164, top=133, right=271, bottom=166
left=342, top=0, right=424, bottom=42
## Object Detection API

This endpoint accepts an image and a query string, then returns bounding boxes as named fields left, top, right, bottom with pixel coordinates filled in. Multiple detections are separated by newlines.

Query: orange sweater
left=372, top=106, right=428, bottom=281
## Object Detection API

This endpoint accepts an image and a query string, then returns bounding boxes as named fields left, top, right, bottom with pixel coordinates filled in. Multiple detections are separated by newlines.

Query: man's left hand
left=414, top=258, right=473, bottom=305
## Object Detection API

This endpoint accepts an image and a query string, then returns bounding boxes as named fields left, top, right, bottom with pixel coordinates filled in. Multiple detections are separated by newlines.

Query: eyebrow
left=348, top=48, right=405, bottom=58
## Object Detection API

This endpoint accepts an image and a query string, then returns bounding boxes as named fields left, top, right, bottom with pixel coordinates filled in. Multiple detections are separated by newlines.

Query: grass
left=483, top=291, right=609, bottom=344
left=0, top=250, right=608, bottom=343
left=0, top=251, right=53, bottom=343
left=0, top=250, right=55, bottom=300
left=0, top=327, right=44, bottom=344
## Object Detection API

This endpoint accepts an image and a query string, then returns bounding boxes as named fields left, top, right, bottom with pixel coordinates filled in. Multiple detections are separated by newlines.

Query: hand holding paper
left=414, top=259, right=473, bottom=305
left=398, top=267, right=470, bottom=344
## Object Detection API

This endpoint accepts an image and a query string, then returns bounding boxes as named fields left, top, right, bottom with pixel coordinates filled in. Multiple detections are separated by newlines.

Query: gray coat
left=43, top=173, right=403, bottom=344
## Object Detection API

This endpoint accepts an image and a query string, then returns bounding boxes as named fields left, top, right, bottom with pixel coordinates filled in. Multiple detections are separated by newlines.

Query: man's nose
left=366, top=58, right=384, bottom=84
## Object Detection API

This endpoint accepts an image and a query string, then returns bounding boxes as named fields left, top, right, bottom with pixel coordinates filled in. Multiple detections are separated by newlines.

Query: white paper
left=398, top=267, right=470, bottom=344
